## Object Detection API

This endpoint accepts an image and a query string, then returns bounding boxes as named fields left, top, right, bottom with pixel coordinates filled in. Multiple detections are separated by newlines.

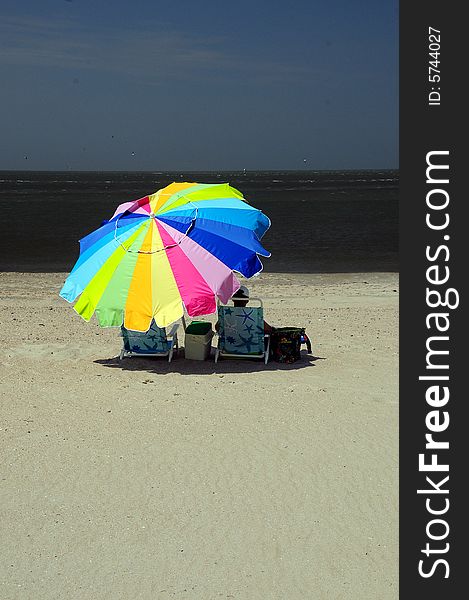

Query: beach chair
left=214, top=299, right=270, bottom=364
left=119, top=320, right=179, bottom=362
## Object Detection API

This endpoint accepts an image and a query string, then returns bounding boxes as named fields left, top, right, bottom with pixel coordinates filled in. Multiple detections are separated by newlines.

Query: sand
left=0, top=271, right=398, bottom=599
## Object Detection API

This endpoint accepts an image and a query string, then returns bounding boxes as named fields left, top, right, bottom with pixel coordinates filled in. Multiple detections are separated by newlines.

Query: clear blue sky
left=0, top=0, right=398, bottom=171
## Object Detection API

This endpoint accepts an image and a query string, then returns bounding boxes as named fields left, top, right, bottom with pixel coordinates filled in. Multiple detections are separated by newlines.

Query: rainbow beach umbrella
left=60, top=182, right=271, bottom=331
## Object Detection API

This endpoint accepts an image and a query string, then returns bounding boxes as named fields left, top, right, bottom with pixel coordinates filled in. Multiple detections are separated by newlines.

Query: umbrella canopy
left=60, top=182, right=271, bottom=331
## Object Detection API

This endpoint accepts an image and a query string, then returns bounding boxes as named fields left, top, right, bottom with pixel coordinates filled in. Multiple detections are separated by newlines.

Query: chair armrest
left=248, top=297, right=263, bottom=308
left=167, top=323, right=180, bottom=338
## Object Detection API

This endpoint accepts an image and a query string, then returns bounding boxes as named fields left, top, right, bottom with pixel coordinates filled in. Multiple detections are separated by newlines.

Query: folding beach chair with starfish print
left=214, top=299, right=270, bottom=364
left=119, top=319, right=179, bottom=362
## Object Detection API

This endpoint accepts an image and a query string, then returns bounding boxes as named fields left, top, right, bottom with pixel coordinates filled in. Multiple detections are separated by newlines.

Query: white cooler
left=184, top=321, right=213, bottom=360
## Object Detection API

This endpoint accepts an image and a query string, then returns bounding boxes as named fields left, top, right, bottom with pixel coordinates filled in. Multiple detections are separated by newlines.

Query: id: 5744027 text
left=428, top=27, right=441, bottom=106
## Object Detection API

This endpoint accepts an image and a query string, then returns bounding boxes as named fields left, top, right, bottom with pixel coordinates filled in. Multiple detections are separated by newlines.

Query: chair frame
left=119, top=323, right=180, bottom=363
left=214, top=298, right=270, bottom=364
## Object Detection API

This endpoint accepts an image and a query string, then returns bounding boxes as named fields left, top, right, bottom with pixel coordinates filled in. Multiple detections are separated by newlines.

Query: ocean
left=0, top=170, right=398, bottom=273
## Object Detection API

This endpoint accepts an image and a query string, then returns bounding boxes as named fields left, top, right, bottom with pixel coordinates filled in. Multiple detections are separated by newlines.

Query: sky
left=0, top=0, right=398, bottom=171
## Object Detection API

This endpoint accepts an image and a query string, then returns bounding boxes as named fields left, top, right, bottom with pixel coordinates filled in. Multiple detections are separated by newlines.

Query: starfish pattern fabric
left=218, top=306, right=265, bottom=355
left=121, top=320, right=169, bottom=354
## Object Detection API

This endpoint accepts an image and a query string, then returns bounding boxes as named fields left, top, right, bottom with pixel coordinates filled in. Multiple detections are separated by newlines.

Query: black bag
left=269, top=327, right=312, bottom=363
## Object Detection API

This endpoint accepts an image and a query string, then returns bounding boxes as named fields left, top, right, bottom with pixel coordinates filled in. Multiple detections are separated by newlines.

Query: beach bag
left=269, top=327, right=312, bottom=363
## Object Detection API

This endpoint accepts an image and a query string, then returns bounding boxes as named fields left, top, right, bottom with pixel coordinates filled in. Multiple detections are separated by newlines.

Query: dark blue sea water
left=0, top=170, right=398, bottom=273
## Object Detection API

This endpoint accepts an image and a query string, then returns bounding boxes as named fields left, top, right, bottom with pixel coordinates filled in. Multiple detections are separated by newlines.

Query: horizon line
left=0, top=167, right=399, bottom=174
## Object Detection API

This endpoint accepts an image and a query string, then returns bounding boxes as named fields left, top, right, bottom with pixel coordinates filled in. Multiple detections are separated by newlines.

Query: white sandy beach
left=0, top=271, right=398, bottom=599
